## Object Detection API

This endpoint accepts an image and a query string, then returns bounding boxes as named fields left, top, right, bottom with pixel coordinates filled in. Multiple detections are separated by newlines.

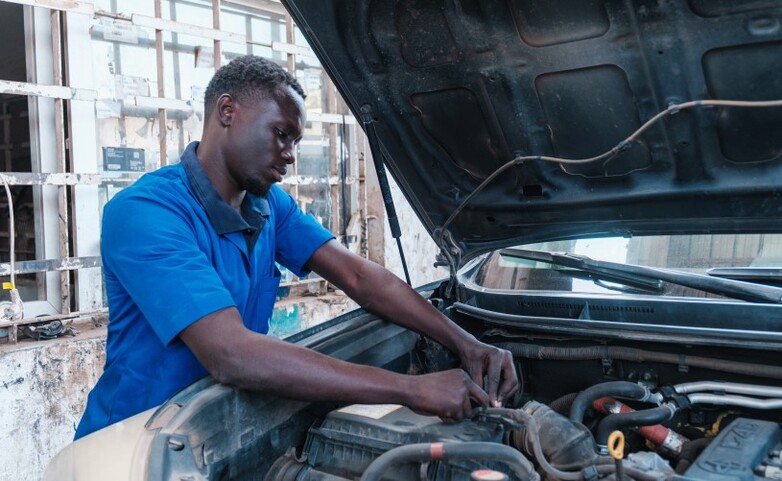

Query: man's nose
left=281, top=146, right=296, bottom=164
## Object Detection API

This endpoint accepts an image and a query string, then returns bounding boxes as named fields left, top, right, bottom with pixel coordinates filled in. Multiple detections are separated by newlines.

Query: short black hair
left=203, top=55, right=306, bottom=118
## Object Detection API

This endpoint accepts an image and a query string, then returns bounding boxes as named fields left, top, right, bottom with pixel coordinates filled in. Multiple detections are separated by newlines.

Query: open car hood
left=283, top=0, right=782, bottom=261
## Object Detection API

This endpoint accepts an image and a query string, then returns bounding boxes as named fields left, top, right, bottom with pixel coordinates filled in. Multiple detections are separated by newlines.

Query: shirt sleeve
left=102, top=190, right=236, bottom=346
left=270, top=186, right=335, bottom=277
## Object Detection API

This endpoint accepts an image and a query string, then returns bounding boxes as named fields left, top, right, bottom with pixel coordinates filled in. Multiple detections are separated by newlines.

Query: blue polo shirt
left=75, top=142, right=333, bottom=439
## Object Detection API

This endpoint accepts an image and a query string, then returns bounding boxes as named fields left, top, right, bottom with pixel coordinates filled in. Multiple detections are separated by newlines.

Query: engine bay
left=260, top=296, right=782, bottom=481
left=263, top=350, right=782, bottom=481
left=143, top=292, right=782, bottom=481
left=266, top=399, right=782, bottom=481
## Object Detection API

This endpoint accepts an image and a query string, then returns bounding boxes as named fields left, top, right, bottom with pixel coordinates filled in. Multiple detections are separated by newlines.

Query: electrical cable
left=0, top=173, right=22, bottom=327
left=438, top=98, right=782, bottom=244
left=0, top=174, right=15, bottom=287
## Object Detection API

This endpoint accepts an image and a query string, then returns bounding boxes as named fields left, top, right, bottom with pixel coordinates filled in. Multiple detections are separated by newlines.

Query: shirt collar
left=181, top=142, right=270, bottom=236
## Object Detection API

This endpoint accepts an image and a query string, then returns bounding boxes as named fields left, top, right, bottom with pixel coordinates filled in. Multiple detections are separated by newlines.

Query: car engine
left=137, top=306, right=782, bottom=481
left=267, top=385, right=782, bottom=481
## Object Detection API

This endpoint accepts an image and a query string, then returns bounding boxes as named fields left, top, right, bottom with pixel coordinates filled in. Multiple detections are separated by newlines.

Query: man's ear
left=217, top=94, right=235, bottom=127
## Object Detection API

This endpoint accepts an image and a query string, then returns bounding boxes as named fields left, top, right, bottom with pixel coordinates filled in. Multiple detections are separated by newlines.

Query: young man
left=75, top=55, right=518, bottom=439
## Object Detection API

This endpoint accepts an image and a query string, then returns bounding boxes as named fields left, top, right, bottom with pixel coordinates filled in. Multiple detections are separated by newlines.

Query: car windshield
left=471, top=233, right=782, bottom=299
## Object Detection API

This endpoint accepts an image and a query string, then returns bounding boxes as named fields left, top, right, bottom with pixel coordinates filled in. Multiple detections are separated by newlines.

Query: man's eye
left=275, top=128, right=288, bottom=139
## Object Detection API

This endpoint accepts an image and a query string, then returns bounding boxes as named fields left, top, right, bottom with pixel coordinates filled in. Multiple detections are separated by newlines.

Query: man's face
left=223, top=85, right=306, bottom=197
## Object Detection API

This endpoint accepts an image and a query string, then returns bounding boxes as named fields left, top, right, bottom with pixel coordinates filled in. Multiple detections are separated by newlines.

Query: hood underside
left=283, top=0, right=782, bottom=261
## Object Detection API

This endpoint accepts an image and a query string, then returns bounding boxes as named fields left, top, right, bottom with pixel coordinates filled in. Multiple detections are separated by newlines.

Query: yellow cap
left=608, top=430, right=625, bottom=460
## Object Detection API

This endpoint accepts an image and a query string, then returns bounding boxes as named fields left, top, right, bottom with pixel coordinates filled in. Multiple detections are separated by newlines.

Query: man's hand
left=458, top=341, right=519, bottom=408
left=405, top=369, right=490, bottom=422
left=307, top=241, right=521, bottom=409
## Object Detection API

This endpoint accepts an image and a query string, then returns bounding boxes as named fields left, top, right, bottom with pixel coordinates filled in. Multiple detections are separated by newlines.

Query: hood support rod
left=360, top=105, right=411, bottom=286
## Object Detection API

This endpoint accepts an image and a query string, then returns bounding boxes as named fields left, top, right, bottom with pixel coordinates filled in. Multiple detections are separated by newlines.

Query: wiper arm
left=500, top=248, right=664, bottom=294
left=501, top=248, right=782, bottom=304
left=568, top=271, right=665, bottom=295
left=708, top=268, right=782, bottom=288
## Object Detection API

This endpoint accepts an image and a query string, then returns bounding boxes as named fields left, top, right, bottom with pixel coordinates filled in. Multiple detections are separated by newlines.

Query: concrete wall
left=1, top=332, right=105, bottom=481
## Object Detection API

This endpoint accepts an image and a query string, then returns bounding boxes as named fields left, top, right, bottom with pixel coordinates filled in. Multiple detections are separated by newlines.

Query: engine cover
left=267, top=404, right=509, bottom=481
left=675, top=418, right=782, bottom=481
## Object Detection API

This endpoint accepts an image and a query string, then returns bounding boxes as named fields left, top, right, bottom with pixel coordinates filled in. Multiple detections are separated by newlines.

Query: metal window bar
left=154, top=0, right=167, bottom=166
left=213, top=0, right=222, bottom=69
left=285, top=11, right=299, bottom=203
left=2, top=0, right=94, bottom=15
left=51, top=8, right=71, bottom=315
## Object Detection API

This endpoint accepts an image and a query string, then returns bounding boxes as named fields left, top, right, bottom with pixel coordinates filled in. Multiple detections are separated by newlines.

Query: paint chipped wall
left=0, top=334, right=106, bottom=481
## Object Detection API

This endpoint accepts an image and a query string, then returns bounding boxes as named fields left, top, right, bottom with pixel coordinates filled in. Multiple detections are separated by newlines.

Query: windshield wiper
left=708, top=267, right=782, bottom=288
left=500, top=248, right=782, bottom=304
left=561, top=269, right=665, bottom=295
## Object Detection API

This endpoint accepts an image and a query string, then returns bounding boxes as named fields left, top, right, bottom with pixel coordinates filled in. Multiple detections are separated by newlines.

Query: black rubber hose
left=675, top=437, right=712, bottom=474
left=569, top=381, right=649, bottom=423
left=548, top=392, right=580, bottom=415
left=359, top=442, right=539, bottom=481
left=497, top=342, right=782, bottom=380
left=595, top=405, right=675, bottom=447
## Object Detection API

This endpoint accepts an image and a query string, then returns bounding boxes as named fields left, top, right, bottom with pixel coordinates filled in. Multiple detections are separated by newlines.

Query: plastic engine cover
left=674, top=418, right=782, bottom=481
left=289, top=404, right=507, bottom=481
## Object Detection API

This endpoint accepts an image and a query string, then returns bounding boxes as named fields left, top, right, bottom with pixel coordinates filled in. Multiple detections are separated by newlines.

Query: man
left=75, top=55, right=518, bottom=440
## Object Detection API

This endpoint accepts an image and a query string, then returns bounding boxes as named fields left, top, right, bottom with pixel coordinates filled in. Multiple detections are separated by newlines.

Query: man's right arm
left=179, top=306, right=489, bottom=420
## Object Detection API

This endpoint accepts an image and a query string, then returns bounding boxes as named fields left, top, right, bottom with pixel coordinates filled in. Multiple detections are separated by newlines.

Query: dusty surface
left=0, top=324, right=106, bottom=481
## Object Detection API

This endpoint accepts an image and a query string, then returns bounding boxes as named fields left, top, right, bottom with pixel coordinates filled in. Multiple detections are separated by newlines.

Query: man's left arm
left=306, top=239, right=519, bottom=407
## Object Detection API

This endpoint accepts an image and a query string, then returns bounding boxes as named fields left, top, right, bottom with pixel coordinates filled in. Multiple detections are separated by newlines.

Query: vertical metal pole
left=339, top=118, right=348, bottom=247
left=358, top=150, right=368, bottom=258
left=325, top=78, right=339, bottom=234
left=168, top=1, right=185, bottom=155
left=51, top=9, right=71, bottom=314
left=212, top=0, right=222, bottom=69
left=284, top=13, right=299, bottom=202
left=2, top=103, right=10, bottom=171
left=154, top=0, right=167, bottom=166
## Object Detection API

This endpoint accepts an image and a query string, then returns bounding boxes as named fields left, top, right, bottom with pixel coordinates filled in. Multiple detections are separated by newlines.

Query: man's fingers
left=495, top=352, right=520, bottom=406
left=467, top=377, right=490, bottom=407
left=484, top=356, right=502, bottom=405
left=466, top=363, right=484, bottom=390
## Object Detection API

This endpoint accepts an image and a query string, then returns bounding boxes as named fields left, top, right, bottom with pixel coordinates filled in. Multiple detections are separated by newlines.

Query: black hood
left=283, top=0, right=782, bottom=262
